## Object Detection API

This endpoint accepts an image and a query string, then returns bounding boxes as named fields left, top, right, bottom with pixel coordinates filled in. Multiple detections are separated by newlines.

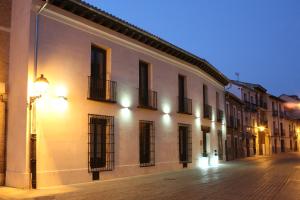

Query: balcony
left=203, top=104, right=212, bottom=120
left=217, top=109, right=223, bottom=123
left=227, top=116, right=238, bottom=129
left=259, top=101, right=268, bottom=109
left=88, top=77, right=117, bottom=103
left=245, top=101, right=257, bottom=112
left=279, top=111, right=285, bottom=118
left=138, top=89, right=158, bottom=110
left=178, top=97, right=192, bottom=115
left=280, top=129, right=285, bottom=137
left=272, top=110, right=278, bottom=117
left=273, top=128, right=279, bottom=136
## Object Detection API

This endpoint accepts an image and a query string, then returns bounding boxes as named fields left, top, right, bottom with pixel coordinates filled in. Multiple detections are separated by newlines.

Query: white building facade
left=6, top=0, right=228, bottom=188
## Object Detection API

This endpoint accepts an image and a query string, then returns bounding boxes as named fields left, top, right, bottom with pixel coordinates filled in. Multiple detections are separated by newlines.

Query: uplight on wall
left=162, top=103, right=171, bottom=114
left=52, top=85, right=68, bottom=112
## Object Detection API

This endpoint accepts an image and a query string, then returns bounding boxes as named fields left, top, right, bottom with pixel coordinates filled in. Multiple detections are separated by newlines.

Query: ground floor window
left=139, top=120, right=155, bottom=167
left=88, top=114, right=114, bottom=174
left=178, top=124, right=192, bottom=164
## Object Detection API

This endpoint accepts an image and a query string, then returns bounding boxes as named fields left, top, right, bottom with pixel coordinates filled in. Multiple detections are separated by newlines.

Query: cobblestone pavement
left=0, top=153, right=300, bottom=200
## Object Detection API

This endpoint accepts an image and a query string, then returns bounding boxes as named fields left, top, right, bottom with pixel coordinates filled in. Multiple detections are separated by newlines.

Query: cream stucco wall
left=34, top=7, right=226, bottom=188
left=7, top=2, right=226, bottom=188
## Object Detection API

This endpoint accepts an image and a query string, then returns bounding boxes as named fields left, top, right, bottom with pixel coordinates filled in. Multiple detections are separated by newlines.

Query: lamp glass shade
left=34, top=74, right=49, bottom=96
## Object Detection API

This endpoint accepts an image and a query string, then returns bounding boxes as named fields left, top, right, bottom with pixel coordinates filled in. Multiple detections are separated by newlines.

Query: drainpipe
left=1, top=93, right=7, bottom=186
left=30, top=0, right=48, bottom=189
left=34, top=0, right=48, bottom=78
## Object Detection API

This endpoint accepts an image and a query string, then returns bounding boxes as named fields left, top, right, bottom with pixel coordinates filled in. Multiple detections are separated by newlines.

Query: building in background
left=225, top=92, right=245, bottom=160
left=0, top=0, right=11, bottom=186
left=227, top=80, right=270, bottom=156
left=280, top=94, right=300, bottom=152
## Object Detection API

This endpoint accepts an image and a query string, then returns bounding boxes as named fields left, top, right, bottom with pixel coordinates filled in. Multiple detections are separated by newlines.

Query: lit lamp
left=30, top=74, right=49, bottom=109
left=258, top=126, right=265, bottom=132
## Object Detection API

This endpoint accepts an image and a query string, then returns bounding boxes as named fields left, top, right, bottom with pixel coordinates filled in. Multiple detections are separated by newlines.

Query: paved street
left=0, top=153, right=300, bottom=200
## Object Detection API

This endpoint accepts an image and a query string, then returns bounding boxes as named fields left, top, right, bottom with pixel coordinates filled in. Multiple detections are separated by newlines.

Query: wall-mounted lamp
left=30, top=74, right=49, bottom=109
left=257, top=126, right=266, bottom=132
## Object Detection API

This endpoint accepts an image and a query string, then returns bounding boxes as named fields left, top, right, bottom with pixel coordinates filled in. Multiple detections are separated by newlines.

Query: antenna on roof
left=235, top=72, right=240, bottom=81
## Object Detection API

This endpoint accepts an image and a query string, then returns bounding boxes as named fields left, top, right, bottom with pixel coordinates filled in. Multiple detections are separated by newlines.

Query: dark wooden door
left=140, top=122, right=151, bottom=164
left=179, top=126, right=188, bottom=162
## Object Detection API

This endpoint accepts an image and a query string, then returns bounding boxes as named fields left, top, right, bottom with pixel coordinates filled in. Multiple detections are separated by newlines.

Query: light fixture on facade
left=30, top=74, right=49, bottom=109
left=258, top=126, right=266, bottom=132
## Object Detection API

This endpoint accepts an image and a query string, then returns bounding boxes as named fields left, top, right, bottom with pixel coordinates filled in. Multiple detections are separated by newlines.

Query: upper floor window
left=178, top=75, right=192, bottom=114
left=216, top=92, right=223, bottom=122
left=138, top=61, right=157, bottom=109
left=203, top=84, right=212, bottom=119
left=89, top=45, right=116, bottom=102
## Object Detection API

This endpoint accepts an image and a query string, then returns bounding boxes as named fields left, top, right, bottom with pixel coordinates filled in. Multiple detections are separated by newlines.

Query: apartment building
left=268, top=95, right=288, bottom=153
left=5, top=0, right=228, bottom=188
left=0, top=0, right=11, bottom=185
left=280, top=94, right=300, bottom=151
left=227, top=80, right=270, bottom=156
left=225, top=92, right=246, bottom=160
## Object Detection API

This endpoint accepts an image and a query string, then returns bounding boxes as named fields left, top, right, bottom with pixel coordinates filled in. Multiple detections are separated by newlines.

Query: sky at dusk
left=85, top=0, right=300, bottom=96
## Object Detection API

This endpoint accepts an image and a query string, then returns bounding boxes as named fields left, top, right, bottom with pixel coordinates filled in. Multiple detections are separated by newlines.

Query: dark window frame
left=88, top=114, right=114, bottom=173
left=88, top=45, right=117, bottom=103
left=139, top=120, right=155, bottom=167
left=178, top=123, right=192, bottom=163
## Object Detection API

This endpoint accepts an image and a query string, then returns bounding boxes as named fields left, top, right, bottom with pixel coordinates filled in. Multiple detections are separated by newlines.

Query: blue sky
left=85, top=0, right=300, bottom=96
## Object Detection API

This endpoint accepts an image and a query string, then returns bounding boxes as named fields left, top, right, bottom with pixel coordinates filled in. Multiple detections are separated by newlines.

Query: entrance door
left=179, top=126, right=189, bottom=167
left=274, top=139, right=277, bottom=153
left=246, top=138, right=250, bottom=157
left=281, top=140, right=285, bottom=152
left=217, top=131, right=223, bottom=160
left=253, top=136, right=256, bottom=155
left=234, top=138, right=238, bottom=159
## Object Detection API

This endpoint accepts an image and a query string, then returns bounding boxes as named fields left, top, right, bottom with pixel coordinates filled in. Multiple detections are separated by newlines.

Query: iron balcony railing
left=227, top=116, right=234, bottom=128
left=138, top=89, right=158, bottom=110
left=178, top=97, right=192, bottom=115
left=217, top=109, right=223, bottom=123
left=272, top=110, right=278, bottom=117
left=273, top=128, right=279, bottom=136
left=245, top=101, right=257, bottom=112
left=279, top=111, right=285, bottom=118
left=280, top=129, right=285, bottom=137
left=259, top=101, right=268, bottom=109
left=88, top=77, right=117, bottom=103
left=203, top=104, right=212, bottom=120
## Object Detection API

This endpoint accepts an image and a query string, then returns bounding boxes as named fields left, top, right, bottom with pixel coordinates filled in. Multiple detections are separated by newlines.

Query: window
left=203, top=84, right=212, bottom=119
left=89, top=46, right=116, bottom=102
left=244, top=93, right=247, bottom=101
left=178, top=124, right=192, bottom=163
left=138, top=61, right=157, bottom=109
left=88, top=114, right=114, bottom=176
left=178, top=75, right=192, bottom=114
left=139, top=121, right=155, bottom=167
